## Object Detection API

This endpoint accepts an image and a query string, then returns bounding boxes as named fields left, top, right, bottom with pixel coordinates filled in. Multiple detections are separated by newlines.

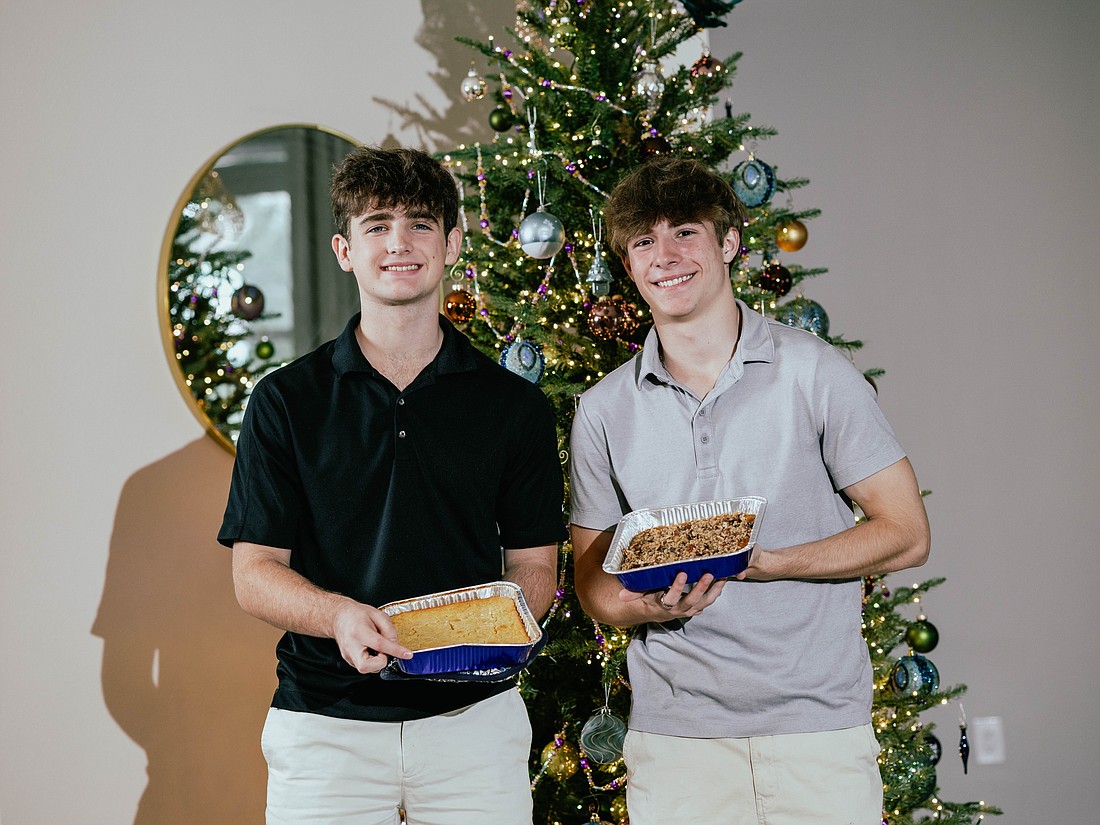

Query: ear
left=332, top=234, right=353, bottom=272
left=721, top=227, right=741, bottom=264
left=444, top=226, right=463, bottom=266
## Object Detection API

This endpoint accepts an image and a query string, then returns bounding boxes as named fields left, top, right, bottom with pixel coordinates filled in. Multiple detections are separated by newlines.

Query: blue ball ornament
left=500, top=339, right=545, bottom=384
left=775, top=298, right=829, bottom=337
left=730, top=158, right=775, bottom=207
left=890, top=654, right=940, bottom=697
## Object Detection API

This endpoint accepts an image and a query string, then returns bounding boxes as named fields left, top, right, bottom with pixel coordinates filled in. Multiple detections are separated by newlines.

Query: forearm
left=575, top=565, right=653, bottom=627
left=503, top=545, right=559, bottom=619
left=746, top=514, right=929, bottom=581
left=232, top=544, right=355, bottom=639
left=744, top=459, right=931, bottom=580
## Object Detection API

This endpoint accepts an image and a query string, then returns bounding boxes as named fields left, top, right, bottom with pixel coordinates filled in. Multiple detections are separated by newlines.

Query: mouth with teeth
left=655, top=273, right=694, bottom=288
left=382, top=264, right=421, bottom=272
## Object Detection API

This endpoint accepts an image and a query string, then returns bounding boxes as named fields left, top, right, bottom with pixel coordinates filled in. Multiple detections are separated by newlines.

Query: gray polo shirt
left=570, top=300, right=905, bottom=738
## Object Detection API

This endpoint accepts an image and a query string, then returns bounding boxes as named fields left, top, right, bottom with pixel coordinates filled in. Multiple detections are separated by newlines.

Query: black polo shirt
left=218, top=314, right=567, bottom=721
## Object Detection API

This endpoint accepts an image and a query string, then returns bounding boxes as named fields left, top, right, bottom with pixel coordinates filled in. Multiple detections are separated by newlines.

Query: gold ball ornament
left=776, top=219, right=808, bottom=252
left=442, top=286, right=476, bottom=324
left=541, top=739, right=580, bottom=781
left=609, top=794, right=628, bottom=822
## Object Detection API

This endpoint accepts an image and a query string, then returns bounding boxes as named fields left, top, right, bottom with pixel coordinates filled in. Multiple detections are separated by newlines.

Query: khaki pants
left=624, top=724, right=883, bottom=825
left=261, top=689, right=533, bottom=825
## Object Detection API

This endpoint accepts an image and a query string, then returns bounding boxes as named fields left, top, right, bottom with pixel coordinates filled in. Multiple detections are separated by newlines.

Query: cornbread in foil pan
left=602, top=496, right=767, bottom=592
left=381, top=581, right=541, bottom=676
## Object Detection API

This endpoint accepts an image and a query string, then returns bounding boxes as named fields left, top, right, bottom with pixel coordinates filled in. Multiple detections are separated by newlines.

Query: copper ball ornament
left=640, top=135, right=672, bottom=158
left=776, top=219, right=808, bottom=252
left=613, top=298, right=640, bottom=337
left=587, top=298, right=621, bottom=341
left=690, top=53, right=723, bottom=78
left=231, top=284, right=265, bottom=320
left=442, top=287, right=476, bottom=324
left=757, top=263, right=793, bottom=297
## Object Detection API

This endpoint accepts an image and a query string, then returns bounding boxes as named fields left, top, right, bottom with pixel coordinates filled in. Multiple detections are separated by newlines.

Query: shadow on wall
left=377, top=0, right=516, bottom=149
left=92, top=437, right=281, bottom=825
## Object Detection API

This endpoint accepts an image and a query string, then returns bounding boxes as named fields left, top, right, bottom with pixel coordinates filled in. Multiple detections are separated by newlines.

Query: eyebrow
left=356, top=210, right=439, bottom=226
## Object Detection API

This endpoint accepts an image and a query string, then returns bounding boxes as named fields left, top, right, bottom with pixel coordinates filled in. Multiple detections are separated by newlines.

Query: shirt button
left=397, top=398, right=405, bottom=406
left=701, top=435, right=709, bottom=444
left=398, top=430, right=407, bottom=439
left=699, top=409, right=706, bottom=416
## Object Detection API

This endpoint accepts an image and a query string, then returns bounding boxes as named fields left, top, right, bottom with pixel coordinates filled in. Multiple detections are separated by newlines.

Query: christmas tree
left=440, top=2, right=1000, bottom=822
left=165, top=172, right=278, bottom=445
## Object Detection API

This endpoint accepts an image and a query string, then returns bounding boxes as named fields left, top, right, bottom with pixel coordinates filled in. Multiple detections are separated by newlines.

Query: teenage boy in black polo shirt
left=219, top=146, right=566, bottom=824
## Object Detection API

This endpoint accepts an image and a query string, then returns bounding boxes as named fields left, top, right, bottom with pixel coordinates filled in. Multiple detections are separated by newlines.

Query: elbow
left=896, top=520, right=931, bottom=572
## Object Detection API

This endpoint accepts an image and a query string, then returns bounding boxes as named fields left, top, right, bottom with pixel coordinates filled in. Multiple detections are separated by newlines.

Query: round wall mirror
left=158, top=124, right=360, bottom=452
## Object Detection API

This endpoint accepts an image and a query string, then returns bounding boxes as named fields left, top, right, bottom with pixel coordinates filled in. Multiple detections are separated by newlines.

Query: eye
left=412, top=221, right=434, bottom=231
left=632, top=238, right=653, bottom=248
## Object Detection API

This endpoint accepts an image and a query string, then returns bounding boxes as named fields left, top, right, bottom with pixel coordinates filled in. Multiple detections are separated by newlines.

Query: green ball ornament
left=585, top=140, right=612, bottom=172
left=488, top=106, right=514, bottom=132
left=579, top=709, right=627, bottom=765
left=905, top=619, right=939, bottom=653
left=255, top=338, right=275, bottom=360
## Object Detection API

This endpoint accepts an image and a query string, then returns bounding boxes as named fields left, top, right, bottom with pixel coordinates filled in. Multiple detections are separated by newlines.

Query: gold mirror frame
left=158, top=124, right=360, bottom=453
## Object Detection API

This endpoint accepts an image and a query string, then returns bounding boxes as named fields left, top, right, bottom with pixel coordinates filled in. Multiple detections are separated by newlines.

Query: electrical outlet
left=972, top=716, right=1005, bottom=764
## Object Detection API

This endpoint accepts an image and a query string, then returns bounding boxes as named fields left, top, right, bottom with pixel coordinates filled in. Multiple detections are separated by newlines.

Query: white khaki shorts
left=261, top=688, right=533, bottom=825
left=624, top=724, right=883, bottom=825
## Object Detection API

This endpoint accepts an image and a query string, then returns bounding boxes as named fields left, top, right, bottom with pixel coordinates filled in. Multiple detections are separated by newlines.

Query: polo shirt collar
left=635, top=299, right=775, bottom=390
left=331, top=313, right=479, bottom=378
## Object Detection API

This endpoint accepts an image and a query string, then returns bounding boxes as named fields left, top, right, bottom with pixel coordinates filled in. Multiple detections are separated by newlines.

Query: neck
left=356, top=301, right=444, bottom=390
left=655, top=300, right=742, bottom=399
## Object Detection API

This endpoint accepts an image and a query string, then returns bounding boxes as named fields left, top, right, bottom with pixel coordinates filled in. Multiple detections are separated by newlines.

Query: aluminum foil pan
left=602, top=496, right=767, bottom=591
left=380, top=581, right=541, bottom=676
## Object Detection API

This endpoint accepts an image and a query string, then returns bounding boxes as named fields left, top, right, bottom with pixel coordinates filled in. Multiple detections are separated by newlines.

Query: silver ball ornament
left=460, top=66, right=487, bottom=101
left=518, top=208, right=565, bottom=259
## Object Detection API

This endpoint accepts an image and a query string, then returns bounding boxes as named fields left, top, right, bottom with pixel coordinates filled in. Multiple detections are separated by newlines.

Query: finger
left=369, top=637, right=413, bottom=660
left=368, top=608, right=401, bottom=642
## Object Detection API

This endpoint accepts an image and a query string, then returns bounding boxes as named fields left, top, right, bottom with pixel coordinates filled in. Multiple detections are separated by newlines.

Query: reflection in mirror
left=159, top=125, right=359, bottom=452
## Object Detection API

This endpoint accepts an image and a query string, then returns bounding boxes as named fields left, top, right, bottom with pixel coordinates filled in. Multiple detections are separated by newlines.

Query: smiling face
left=621, top=219, right=740, bottom=325
left=331, top=205, right=462, bottom=311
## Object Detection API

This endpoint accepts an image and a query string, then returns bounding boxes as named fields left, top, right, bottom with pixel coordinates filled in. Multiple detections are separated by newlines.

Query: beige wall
left=1, top=1, right=1096, bottom=823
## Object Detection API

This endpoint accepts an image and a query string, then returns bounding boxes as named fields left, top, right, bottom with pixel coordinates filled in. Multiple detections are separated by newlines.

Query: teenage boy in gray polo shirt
left=569, top=156, right=930, bottom=825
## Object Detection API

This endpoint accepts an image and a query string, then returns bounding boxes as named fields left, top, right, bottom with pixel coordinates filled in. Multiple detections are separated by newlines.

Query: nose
left=653, top=233, right=678, bottom=268
left=387, top=226, right=411, bottom=254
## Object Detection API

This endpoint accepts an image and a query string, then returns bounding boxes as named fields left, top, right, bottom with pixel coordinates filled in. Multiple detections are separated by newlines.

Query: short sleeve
left=814, top=345, right=906, bottom=491
left=568, top=397, right=622, bottom=532
left=217, top=377, right=305, bottom=550
left=493, top=385, right=568, bottom=550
